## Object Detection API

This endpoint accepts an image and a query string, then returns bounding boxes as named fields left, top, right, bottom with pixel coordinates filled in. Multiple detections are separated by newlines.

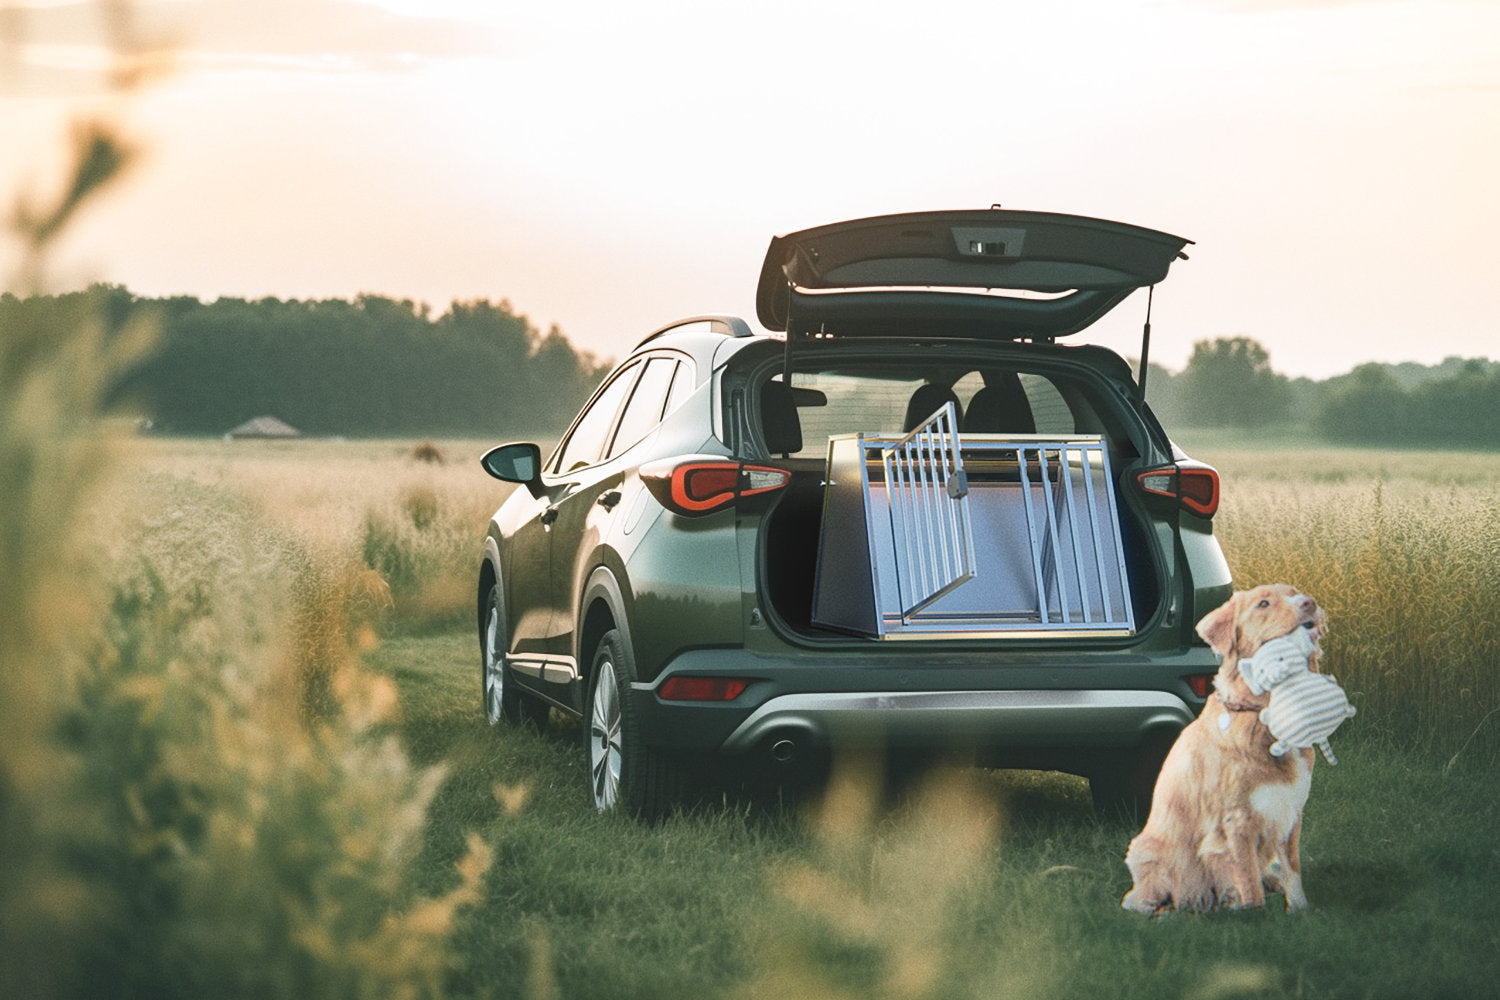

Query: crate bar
left=1035, top=446, right=1073, bottom=623
left=1101, top=444, right=1134, bottom=626
left=1058, top=444, right=1093, bottom=623
left=1079, top=446, right=1115, bottom=622
left=1014, top=445, right=1047, bottom=625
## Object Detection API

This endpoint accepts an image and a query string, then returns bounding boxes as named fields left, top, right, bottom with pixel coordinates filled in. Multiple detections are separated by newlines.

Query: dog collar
left=1215, top=691, right=1260, bottom=731
left=1217, top=692, right=1260, bottom=713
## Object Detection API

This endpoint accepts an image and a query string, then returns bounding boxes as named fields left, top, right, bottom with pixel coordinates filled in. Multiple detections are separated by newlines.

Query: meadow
left=7, top=430, right=1499, bottom=999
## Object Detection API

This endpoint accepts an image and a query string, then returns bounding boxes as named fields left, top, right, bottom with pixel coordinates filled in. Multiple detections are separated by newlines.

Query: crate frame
left=811, top=403, right=1136, bottom=640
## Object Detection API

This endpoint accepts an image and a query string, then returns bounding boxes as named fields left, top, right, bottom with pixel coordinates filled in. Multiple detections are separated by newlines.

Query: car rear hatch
left=747, top=210, right=1197, bottom=645
left=756, top=209, right=1192, bottom=341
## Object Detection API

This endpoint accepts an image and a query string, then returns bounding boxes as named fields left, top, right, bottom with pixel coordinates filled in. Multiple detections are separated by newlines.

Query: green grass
left=377, top=625, right=1500, bottom=999
left=10, top=432, right=1498, bottom=999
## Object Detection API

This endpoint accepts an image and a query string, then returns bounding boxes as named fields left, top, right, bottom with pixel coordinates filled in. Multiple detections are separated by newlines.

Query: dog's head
left=1196, top=584, right=1325, bottom=693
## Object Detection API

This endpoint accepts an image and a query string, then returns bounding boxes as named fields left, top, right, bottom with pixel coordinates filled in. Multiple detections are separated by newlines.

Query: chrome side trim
left=507, top=654, right=579, bottom=685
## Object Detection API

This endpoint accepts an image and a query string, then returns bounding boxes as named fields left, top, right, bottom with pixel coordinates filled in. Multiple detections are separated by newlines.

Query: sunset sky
left=2, top=0, right=1496, bottom=377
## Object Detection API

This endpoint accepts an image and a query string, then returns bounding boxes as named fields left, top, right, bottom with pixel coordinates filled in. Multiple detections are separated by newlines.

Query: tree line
left=1144, top=336, right=1499, bottom=448
left=2, top=286, right=1493, bottom=445
left=0, top=286, right=612, bottom=437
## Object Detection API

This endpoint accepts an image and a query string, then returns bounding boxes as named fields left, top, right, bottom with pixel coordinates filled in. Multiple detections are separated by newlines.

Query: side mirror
left=480, top=442, right=545, bottom=497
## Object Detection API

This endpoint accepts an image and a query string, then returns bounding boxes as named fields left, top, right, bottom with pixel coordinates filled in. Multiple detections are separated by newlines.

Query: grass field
left=9, top=432, right=1500, bottom=998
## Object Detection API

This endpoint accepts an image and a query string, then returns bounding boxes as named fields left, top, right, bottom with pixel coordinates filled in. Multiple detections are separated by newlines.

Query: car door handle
left=597, top=491, right=622, bottom=511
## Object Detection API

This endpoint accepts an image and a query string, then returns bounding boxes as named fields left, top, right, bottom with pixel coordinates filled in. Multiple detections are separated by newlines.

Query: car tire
left=482, top=582, right=547, bottom=728
left=1089, top=732, right=1174, bottom=818
left=584, top=628, right=684, bottom=820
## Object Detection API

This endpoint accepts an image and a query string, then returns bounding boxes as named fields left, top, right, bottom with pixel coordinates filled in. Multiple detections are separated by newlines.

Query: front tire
left=584, top=628, right=684, bottom=819
left=482, top=582, right=546, bottom=728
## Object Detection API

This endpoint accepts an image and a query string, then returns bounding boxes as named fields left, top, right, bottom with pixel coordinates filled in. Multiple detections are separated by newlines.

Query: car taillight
left=657, top=676, right=751, bottom=701
left=1185, top=673, right=1215, bottom=699
left=1136, top=461, right=1220, bottom=517
left=640, top=457, right=791, bottom=516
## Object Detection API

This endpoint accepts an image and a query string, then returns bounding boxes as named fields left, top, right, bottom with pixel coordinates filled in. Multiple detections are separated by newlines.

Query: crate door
left=873, top=402, right=976, bottom=628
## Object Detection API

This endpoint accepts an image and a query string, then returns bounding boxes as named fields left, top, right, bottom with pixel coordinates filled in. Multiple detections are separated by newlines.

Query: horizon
left=3, top=0, right=1497, bottom=381
left=11, top=281, right=1497, bottom=383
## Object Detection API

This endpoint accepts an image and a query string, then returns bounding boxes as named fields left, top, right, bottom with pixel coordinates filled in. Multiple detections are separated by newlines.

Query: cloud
left=1, top=0, right=503, bottom=95
left=1223, top=0, right=1397, bottom=8
left=1220, top=0, right=1492, bottom=10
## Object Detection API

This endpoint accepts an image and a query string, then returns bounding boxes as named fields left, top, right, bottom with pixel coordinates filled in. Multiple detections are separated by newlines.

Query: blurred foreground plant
left=0, top=64, right=154, bottom=997
left=62, top=476, right=489, bottom=998
left=737, top=755, right=1051, bottom=1000
left=1, top=4, right=488, bottom=995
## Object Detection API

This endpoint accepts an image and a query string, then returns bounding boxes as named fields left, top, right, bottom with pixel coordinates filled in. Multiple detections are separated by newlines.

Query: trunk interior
left=760, top=459, right=1163, bottom=640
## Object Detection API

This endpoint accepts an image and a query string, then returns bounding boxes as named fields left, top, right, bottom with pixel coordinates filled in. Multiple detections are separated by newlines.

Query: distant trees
left=1145, top=335, right=1497, bottom=448
left=1145, top=336, right=1294, bottom=428
left=1317, top=359, right=1500, bottom=448
left=0, top=286, right=611, bottom=437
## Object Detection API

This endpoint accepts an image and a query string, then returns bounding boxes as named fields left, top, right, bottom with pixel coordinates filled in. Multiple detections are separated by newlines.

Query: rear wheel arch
left=578, top=566, right=628, bottom=691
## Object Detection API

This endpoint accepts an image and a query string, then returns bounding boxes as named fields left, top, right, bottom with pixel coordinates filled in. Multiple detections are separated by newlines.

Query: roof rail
left=634, top=314, right=754, bottom=349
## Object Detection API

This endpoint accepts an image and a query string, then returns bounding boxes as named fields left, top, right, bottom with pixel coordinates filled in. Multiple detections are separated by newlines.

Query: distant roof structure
left=225, top=415, right=301, bottom=439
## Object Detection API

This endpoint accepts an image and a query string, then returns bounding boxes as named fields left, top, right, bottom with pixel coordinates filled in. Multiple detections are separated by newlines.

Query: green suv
left=478, top=209, right=1232, bottom=818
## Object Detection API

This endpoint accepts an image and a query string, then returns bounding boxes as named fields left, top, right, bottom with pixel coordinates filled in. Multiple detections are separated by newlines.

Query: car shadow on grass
left=1311, top=859, right=1420, bottom=912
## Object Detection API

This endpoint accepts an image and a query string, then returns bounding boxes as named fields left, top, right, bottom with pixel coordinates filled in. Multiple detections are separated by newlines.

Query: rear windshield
left=756, top=364, right=1133, bottom=461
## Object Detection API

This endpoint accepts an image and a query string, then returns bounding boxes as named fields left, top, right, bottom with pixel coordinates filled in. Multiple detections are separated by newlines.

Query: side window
left=552, top=362, right=640, bottom=473
left=607, top=357, right=679, bottom=460
left=661, top=358, right=694, bottom=418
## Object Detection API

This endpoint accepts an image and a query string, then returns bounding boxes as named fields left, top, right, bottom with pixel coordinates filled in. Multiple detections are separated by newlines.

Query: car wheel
left=1089, top=733, right=1174, bottom=818
left=482, top=582, right=546, bottom=728
left=584, top=628, right=684, bottom=819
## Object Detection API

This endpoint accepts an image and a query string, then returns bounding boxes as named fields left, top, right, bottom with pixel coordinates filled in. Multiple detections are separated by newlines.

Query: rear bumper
left=631, top=643, right=1216, bottom=755
left=716, top=688, right=1194, bottom=753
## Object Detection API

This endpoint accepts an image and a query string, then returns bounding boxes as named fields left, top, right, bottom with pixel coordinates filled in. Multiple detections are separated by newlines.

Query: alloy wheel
left=589, top=658, right=623, bottom=812
left=483, top=601, right=505, bottom=725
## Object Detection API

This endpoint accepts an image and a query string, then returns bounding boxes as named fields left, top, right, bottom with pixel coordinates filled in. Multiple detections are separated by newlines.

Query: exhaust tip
left=769, top=738, right=798, bottom=764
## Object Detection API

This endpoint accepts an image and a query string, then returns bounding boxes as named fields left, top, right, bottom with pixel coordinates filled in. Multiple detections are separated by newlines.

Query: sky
left=1, top=0, right=1497, bottom=378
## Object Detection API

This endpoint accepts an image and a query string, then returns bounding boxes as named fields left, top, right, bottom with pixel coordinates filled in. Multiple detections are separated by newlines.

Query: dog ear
left=1195, top=594, right=1239, bottom=656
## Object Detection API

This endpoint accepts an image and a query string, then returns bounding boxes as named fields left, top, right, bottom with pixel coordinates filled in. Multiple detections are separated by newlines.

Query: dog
left=1122, top=583, right=1327, bottom=915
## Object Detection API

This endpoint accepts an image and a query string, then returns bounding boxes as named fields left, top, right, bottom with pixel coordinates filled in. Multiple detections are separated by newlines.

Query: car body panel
left=494, top=488, right=555, bottom=659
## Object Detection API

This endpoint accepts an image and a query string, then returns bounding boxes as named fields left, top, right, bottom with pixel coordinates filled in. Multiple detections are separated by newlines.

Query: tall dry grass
left=1206, top=447, right=1500, bottom=768
left=134, top=437, right=502, bottom=628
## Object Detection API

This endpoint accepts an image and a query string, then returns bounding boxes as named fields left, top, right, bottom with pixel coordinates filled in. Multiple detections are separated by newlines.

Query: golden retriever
left=1122, top=583, right=1326, bottom=915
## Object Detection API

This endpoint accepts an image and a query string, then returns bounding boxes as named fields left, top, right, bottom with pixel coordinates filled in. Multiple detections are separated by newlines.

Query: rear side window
left=607, top=357, right=680, bottom=460
left=662, top=359, right=694, bottom=417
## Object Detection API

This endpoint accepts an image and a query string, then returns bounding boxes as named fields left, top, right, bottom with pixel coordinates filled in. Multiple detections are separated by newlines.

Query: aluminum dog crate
left=811, top=403, right=1135, bottom=639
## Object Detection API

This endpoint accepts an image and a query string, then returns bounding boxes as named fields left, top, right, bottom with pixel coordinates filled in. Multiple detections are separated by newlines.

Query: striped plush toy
left=1238, top=628, right=1357, bottom=765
